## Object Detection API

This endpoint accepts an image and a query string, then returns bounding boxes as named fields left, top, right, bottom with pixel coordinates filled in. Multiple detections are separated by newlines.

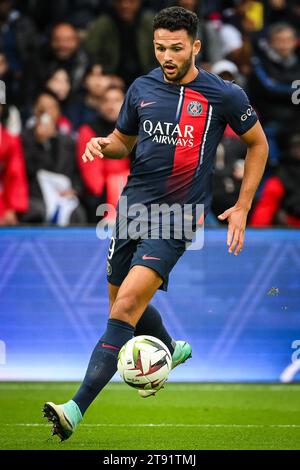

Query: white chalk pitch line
left=4, top=423, right=300, bottom=429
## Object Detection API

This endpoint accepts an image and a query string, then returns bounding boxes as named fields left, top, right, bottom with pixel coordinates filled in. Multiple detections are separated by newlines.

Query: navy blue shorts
left=106, top=220, right=187, bottom=291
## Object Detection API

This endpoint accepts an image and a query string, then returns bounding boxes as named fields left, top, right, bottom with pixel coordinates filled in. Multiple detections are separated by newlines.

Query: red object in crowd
left=57, top=116, right=72, bottom=135
left=207, top=12, right=222, bottom=22
left=0, top=126, right=28, bottom=219
left=250, top=176, right=300, bottom=227
left=224, top=124, right=238, bottom=138
left=77, top=125, right=130, bottom=213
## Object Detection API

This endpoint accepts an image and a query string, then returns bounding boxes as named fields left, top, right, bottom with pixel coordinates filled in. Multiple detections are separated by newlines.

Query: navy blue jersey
left=116, top=67, right=257, bottom=214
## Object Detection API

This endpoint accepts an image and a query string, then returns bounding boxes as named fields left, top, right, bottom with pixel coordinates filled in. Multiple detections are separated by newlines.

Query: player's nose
left=163, top=50, right=173, bottom=62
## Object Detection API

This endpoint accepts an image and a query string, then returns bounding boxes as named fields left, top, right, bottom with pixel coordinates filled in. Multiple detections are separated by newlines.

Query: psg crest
left=187, top=101, right=202, bottom=116
left=107, top=261, right=112, bottom=276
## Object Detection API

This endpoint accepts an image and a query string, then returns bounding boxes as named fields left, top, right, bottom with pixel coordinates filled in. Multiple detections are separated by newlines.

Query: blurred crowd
left=0, top=0, right=300, bottom=227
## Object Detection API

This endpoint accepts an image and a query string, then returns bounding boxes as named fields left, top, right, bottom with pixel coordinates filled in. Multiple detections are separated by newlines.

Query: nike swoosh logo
left=101, top=343, right=120, bottom=351
left=140, top=101, right=156, bottom=108
left=142, top=255, right=161, bottom=260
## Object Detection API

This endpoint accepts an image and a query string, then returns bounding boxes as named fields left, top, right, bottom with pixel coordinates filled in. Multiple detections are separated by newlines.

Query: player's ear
left=193, top=39, right=201, bottom=56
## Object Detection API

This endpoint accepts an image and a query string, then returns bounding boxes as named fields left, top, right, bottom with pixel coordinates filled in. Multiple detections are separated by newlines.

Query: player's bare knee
left=109, top=292, right=117, bottom=313
left=108, top=284, right=119, bottom=313
left=109, top=294, right=139, bottom=324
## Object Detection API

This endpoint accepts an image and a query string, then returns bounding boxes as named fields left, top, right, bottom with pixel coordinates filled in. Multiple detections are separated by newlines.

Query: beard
left=161, top=52, right=193, bottom=83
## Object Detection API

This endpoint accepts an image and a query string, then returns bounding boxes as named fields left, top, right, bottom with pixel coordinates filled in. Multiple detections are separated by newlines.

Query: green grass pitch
left=0, top=382, right=300, bottom=450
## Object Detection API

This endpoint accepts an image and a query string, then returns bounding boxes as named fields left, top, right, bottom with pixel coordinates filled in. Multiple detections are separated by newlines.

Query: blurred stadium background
left=0, top=227, right=300, bottom=382
left=0, top=0, right=300, bottom=450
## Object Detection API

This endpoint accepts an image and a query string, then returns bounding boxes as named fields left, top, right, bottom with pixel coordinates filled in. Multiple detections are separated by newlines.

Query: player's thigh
left=130, top=237, right=186, bottom=291
left=109, top=265, right=163, bottom=326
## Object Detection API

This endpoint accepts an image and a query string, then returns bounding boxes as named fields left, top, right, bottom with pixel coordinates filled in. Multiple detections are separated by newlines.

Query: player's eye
left=173, top=48, right=182, bottom=52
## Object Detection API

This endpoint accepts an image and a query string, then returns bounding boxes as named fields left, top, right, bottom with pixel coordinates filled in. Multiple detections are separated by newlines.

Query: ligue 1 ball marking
left=117, top=335, right=172, bottom=391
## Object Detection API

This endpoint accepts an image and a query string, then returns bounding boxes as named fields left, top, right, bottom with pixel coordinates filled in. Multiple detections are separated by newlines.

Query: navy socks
left=73, top=307, right=174, bottom=415
left=72, top=319, right=134, bottom=415
left=135, top=304, right=175, bottom=355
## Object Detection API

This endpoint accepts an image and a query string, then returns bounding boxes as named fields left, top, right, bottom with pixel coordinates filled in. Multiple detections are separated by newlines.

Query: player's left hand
left=218, top=204, right=249, bottom=256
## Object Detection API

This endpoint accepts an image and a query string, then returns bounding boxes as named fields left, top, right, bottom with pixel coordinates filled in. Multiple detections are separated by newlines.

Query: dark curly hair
left=153, top=6, right=199, bottom=40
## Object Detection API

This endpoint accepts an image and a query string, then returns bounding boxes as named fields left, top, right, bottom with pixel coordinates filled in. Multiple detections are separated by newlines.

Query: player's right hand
left=82, top=137, right=111, bottom=163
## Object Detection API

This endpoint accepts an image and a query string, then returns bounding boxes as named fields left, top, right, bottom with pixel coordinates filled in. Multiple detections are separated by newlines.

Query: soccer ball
left=117, top=335, right=172, bottom=391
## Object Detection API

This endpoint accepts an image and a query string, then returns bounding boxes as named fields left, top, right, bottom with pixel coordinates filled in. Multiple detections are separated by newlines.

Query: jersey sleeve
left=223, top=82, right=258, bottom=135
left=116, top=82, right=139, bottom=136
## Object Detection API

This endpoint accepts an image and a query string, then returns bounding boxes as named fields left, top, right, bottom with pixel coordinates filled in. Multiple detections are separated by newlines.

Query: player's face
left=154, top=29, right=200, bottom=84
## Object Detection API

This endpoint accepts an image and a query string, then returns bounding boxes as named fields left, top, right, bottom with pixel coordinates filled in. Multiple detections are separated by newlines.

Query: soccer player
left=43, top=7, right=269, bottom=441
